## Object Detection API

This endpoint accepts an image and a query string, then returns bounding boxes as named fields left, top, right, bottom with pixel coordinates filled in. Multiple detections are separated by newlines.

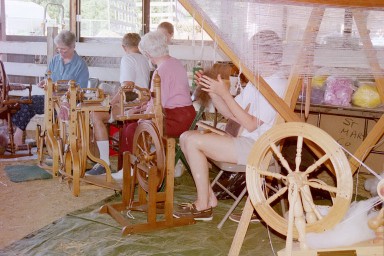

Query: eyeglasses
left=56, top=47, right=71, bottom=53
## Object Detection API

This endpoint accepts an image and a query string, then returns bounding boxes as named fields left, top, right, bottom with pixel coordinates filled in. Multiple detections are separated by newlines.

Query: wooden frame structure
left=99, top=73, right=196, bottom=235
left=178, top=0, right=384, bottom=255
left=35, top=78, right=121, bottom=196
left=36, top=73, right=68, bottom=176
left=58, top=82, right=122, bottom=196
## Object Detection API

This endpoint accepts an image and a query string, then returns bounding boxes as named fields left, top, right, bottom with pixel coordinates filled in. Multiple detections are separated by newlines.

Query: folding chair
left=210, top=156, right=285, bottom=229
left=210, top=160, right=247, bottom=229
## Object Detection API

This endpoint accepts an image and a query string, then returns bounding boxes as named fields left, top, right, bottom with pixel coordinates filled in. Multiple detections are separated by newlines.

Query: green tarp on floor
left=0, top=172, right=286, bottom=256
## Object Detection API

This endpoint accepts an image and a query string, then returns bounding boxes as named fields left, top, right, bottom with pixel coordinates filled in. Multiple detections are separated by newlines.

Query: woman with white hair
left=12, top=30, right=89, bottom=147
left=110, top=31, right=195, bottom=179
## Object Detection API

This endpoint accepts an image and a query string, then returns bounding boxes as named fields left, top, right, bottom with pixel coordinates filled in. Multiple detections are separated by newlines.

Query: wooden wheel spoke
left=140, top=132, right=148, bottom=153
left=136, top=143, right=145, bottom=155
left=148, top=154, right=157, bottom=166
left=270, top=143, right=293, bottom=173
left=295, top=136, right=303, bottom=172
left=139, top=133, right=151, bottom=156
left=304, top=180, right=338, bottom=194
left=256, top=167, right=287, bottom=181
left=299, top=187, right=324, bottom=221
left=303, top=153, right=330, bottom=176
left=265, top=186, right=288, bottom=205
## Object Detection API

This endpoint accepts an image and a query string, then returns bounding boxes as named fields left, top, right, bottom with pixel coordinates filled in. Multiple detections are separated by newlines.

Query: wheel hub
left=287, top=172, right=304, bottom=188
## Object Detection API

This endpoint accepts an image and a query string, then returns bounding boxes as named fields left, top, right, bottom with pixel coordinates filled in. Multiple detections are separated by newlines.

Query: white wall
left=0, top=41, right=229, bottom=82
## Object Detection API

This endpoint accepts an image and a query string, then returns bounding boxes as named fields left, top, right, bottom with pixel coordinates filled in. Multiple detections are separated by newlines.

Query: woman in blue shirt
left=12, top=30, right=89, bottom=147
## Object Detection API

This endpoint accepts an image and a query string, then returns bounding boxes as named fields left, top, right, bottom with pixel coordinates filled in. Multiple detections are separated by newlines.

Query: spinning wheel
left=119, top=83, right=151, bottom=114
left=53, top=82, right=119, bottom=196
left=36, top=76, right=69, bottom=175
left=59, top=109, right=92, bottom=193
left=76, top=111, right=89, bottom=176
left=245, top=122, right=353, bottom=252
left=100, top=73, right=195, bottom=235
left=247, top=122, right=352, bottom=237
left=70, top=87, right=105, bottom=178
left=132, top=120, right=166, bottom=192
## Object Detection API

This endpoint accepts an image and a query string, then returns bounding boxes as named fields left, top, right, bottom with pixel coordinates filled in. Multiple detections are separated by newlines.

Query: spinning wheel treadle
left=246, top=122, right=353, bottom=240
left=132, top=120, right=166, bottom=192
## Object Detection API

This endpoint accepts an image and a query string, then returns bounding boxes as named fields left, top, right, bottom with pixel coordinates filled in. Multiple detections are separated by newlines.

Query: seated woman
left=107, top=31, right=196, bottom=179
left=173, top=30, right=287, bottom=221
left=86, top=33, right=151, bottom=175
left=12, top=30, right=89, bottom=148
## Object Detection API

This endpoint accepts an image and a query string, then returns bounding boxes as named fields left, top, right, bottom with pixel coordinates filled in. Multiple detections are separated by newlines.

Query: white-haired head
left=139, top=31, right=169, bottom=59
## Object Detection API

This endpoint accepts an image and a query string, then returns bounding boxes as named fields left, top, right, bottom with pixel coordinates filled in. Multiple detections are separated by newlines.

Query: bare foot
left=208, top=188, right=218, bottom=208
left=208, top=195, right=218, bottom=208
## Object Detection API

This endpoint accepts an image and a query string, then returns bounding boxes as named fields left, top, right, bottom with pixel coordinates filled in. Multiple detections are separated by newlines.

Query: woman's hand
left=199, top=74, right=229, bottom=98
left=193, top=69, right=204, bottom=87
left=126, top=103, right=147, bottom=116
left=127, top=106, right=141, bottom=115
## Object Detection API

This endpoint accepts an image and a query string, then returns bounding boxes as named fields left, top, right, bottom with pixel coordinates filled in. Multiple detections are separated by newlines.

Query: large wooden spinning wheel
left=61, top=111, right=88, bottom=175
left=76, top=111, right=89, bottom=176
left=132, top=120, right=166, bottom=192
left=246, top=122, right=353, bottom=239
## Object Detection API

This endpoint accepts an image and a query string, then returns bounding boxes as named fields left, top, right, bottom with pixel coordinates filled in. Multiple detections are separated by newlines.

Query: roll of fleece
left=305, top=197, right=378, bottom=249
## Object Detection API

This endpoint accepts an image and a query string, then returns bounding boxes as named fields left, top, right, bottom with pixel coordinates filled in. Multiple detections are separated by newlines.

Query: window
left=5, top=0, right=69, bottom=36
left=80, top=0, right=142, bottom=37
left=78, top=0, right=210, bottom=41
left=151, top=0, right=211, bottom=41
left=3, top=0, right=209, bottom=41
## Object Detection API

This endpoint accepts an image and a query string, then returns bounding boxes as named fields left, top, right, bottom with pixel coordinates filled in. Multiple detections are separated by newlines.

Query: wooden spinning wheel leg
left=120, top=152, right=135, bottom=207
left=99, top=152, right=135, bottom=226
left=147, top=165, right=160, bottom=224
left=100, top=136, right=195, bottom=235
left=229, top=197, right=254, bottom=256
left=164, top=137, right=176, bottom=222
left=36, top=125, right=45, bottom=166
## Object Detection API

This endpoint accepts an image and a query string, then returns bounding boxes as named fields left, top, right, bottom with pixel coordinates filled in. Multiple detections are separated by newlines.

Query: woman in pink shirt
left=120, top=31, right=195, bottom=155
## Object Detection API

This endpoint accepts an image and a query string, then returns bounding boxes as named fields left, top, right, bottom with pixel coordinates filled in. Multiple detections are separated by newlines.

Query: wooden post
left=142, top=0, right=150, bottom=34
left=47, top=27, right=58, bottom=66
left=0, top=0, right=5, bottom=42
left=69, top=0, right=80, bottom=40
left=152, top=72, right=163, bottom=137
left=0, top=0, right=7, bottom=64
